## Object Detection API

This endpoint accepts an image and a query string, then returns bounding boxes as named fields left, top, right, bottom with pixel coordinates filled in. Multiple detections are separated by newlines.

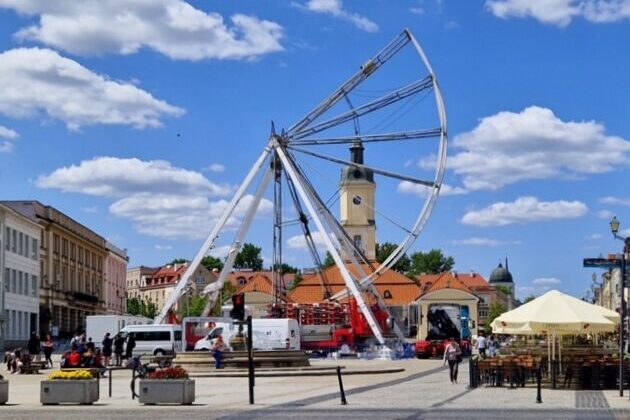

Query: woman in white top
left=443, top=337, right=462, bottom=384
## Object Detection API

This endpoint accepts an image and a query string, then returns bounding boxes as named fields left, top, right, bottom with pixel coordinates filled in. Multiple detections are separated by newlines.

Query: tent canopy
left=491, top=290, right=619, bottom=335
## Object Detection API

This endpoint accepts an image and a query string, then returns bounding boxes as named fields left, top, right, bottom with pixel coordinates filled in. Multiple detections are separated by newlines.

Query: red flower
left=147, top=365, right=189, bottom=380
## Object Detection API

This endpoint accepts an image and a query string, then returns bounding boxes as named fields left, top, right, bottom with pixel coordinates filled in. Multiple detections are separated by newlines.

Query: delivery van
left=194, top=318, right=300, bottom=351
left=86, top=315, right=152, bottom=347
left=119, top=324, right=182, bottom=356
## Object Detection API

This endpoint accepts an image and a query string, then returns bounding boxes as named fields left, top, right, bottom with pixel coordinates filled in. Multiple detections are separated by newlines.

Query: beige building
left=126, top=266, right=158, bottom=301
left=1, top=201, right=112, bottom=338
left=104, top=242, right=129, bottom=315
left=138, top=262, right=217, bottom=314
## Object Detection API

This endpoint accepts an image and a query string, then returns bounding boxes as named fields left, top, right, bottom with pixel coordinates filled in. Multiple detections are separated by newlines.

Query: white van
left=119, top=324, right=182, bottom=356
left=86, top=315, right=152, bottom=347
left=194, top=318, right=300, bottom=351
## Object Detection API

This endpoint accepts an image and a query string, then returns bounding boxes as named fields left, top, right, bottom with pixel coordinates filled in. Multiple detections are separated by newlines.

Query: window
left=4, top=227, right=9, bottom=251
left=383, top=290, right=392, bottom=299
left=53, top=234, right=60, bottom=254
left=32, top=238, right=38, bottom=260
left=18, top=232, right=23, bottom=255
left=174, top=331, right=182, bottom=342
left=353, top=235, right=363, bottom=252
left=4, top=268, right=8, bottom=291
left=24, top=235, right=29, bottom=257
left=18, top=271, right=23, bottom=295
left=12, top=229, right=16, bottom=252
left=11, top=269, right=16, bottom=293
left=62, top=238, right=68, bottom=257
left=31, top=275, right=37, bottom=297
left=135, top=331, right=171, bottom=341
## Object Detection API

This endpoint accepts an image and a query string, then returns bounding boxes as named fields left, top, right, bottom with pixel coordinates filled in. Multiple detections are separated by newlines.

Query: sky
left=0, top=0, right=629, bottom=301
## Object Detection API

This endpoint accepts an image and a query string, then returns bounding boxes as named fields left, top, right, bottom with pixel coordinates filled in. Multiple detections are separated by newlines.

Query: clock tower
left=339, top=140, right=376, bottom=261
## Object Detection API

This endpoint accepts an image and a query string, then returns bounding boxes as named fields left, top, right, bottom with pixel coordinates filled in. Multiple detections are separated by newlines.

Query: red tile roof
left=422, top=272, right=474, bottom=295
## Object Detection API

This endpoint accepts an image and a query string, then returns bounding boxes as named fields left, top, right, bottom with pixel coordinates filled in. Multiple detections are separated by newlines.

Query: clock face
left=352, top=196, right=362, bottom=205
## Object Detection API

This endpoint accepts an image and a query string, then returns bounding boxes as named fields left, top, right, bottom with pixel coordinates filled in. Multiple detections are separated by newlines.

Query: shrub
left=146, top=365, right=189, bottom=380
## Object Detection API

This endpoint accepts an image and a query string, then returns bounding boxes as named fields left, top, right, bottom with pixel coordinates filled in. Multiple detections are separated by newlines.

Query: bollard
left=109, top=368, right=112, bottom=397
left=246, top=316, right=255, bottom=405
left=468, top=357, right=476, bottom=389
left=536, top=364, right=542, bottom=404
left=336, top=366, right=348, bottom=405
left=551, top=359, right=557, bottom=389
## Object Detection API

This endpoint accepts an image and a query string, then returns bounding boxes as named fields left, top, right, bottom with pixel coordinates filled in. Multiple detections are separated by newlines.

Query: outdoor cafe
left=469, top=290, right=626, bottom=391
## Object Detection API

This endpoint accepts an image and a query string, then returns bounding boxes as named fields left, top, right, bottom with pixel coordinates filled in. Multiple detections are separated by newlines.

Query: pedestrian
left=27, top=332, right=41, bottom=361
left=113, top=334, right=124, bottom=366
left=86, top=337, right=95, bottom=352
left=211, top=335, right=228, bottom=369
left=443, top=337, right=462, bottom=384
left=488, top=335, right=497, bottom=357
left=125, top=333, right=136, bottom=360
left=67, top=344, right=81, bottom=368
left=102, top=332, right=113, bottom=367
left=42, top=334, right=55, bottom=368
left=476, top=332, right=487, bottom=357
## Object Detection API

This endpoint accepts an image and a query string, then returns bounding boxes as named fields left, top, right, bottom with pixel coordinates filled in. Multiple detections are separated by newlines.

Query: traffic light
left=230, top=293, right=245, bottom=320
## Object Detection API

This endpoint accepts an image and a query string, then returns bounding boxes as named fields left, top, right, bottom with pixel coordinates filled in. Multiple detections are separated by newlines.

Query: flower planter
left=0, top=380, right=8, bottom=405
left=40, top=379, right=99, bottom=405
left=138, top=379, right=195, bottom=405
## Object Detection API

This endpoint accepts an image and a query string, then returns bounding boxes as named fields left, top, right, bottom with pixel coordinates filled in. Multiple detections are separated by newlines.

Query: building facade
left=0, top=203, right=42, bottom=351
left=1, top=201, right=111, bottom=339
left=104, top=242, right=129, bottom=315
left=126, top=266, right=158, bottom=301
left=138, top=262, right=217, bottom=314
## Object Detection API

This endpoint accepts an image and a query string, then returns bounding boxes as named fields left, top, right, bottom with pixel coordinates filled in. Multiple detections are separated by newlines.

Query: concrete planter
left=0, top=380, right=8, bottom=405
left=40, top=379, right=99, bottom=405
left=138, top=379, right=195, bottom=405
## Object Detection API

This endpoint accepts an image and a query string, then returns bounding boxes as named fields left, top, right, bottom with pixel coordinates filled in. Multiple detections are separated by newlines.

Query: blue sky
left=0, top=0, right=629, bottom=300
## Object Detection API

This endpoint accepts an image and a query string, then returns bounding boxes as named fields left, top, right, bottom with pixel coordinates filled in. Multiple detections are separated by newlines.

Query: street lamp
left=610, top=216, right=629, bottom=397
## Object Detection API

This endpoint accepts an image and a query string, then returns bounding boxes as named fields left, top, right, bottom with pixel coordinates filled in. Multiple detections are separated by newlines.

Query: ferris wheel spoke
left=290, top=127, right=442, bottom=146
left=287, top=145, right=436, bottom=187
left=286, top=31, right=411, bottom=136
left=289, top=76, right=433, bottom=140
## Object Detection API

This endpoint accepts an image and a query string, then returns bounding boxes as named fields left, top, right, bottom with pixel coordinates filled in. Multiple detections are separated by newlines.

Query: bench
left=20, top=364, right=40, bottom=374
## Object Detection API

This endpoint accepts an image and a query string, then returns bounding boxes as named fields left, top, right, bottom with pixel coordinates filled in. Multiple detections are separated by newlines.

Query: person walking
left=27, top=332, right=41, bottom=361
left=113, top=334, right=124, bottom=366
left=102, top=332, right=113, bottom=367
left=476, top=332, right=487, bottom=357
left=488, top=335, right=497, bottom=357
left=42, top=334, right=55, bottom=368
left=125, top=333, right=136, bottom=360
left=211, top=335, right=228, bottom=369
left=443, top=337, right=462, bottom=384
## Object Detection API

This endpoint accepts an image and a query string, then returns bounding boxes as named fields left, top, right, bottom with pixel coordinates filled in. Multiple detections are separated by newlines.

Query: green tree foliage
left=170, top=258, right=187, bottom=265
left=287, top=272, right=303, bottom=290
left=126, top=297, right=158, bottom=319
left=376, top=242, right=411, bottom=273
left=270, top=263, right=299, bottom=273
left=485, top=301, right=507, bottom=334
left=323, top=251, right=335, bottom=268
left=523, top=295, right=536, bottom=304
left=178, top=294, right=209, bottom=317
left=201, top=255, right=224, bottom=272
left=234, top=243, right=263, bottom=270
left=495, top=284, right=512, bottom=297
left=211, top=281, right=237, bottom=316
left=407, top=249, right=455, bottom=276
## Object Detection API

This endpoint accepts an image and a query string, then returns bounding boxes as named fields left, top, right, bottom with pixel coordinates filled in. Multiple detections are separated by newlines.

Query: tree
left=127, top=296, right=158, bottom=318
left=485, top=301, right=507, bottom=334
left=234, top=243, right=263, bottom=270
left=270, top=263, right=299, bottom=273
left=143, top=299, right=158, bottom=319
left=201, top=255, right=224, bottom=272
left=178, top=294, right=209, bottom=317
left=523, top=295, right=536, bottom=304
left=287, top=272, right=303, bottom=290
left=323, top=251, right=335, bottom=268
left=407, top=249, right=455, bottom=276
left=127, top=297, right=141, bottom=316
left=376, top=242, right=411, bottom=273
left=495, top=284, right=512, bottom=297
left=170, top=258, right=187, bottom=265
left=211, top=281, right=237, bottom=316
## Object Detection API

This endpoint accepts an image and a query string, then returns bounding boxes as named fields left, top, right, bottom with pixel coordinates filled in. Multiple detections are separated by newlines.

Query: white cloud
left=0, top=124, right=18, bottom=152
left=452, top=237, right=521, bottom=246
left=286, top=231, right=330, bottom=249
left=207, top=245, right=231, bottom=259
left=600, top=196, right=630, bottom=206
left=109, top=193, right=273, bottom=240
left=0, top=48, right=183, bottom=130
left=597, top=209, right=614, bottom=219
left=585, top=233, right=602, bottom=240
left=36, top=156, right=272, bottom=240
left=443, top=106, right=630, bottom=191
left=461, top=196, right=588, bottom=226
left=154, top=244, right=173, bottom=251
left=81, top=206, right=98, bottom=213
left=205, top=163, right=226, bottom=173
left=533, top=277, right=562, bottom=286
left=299, top=0, right=379, bottom=32
left=397, top=181, right=468, bottom=197
left=36, top=157, right=232, bottom=197
left=486, top=0, right=630, bottom=27
left=0, top=0, right=284, bottom=61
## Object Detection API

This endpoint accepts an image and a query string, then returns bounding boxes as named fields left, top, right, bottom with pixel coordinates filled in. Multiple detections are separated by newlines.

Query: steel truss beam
left=154, top=145, right=273, bottom=324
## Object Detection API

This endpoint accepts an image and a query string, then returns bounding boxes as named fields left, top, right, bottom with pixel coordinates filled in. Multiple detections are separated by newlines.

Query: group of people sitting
left=3, top=331, right=53, bottom=374
left=59, top=331, right=133, bottom=369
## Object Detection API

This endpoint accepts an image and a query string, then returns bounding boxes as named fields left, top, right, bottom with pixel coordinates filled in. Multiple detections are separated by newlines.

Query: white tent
left=491, top=290, right=619, bottom=369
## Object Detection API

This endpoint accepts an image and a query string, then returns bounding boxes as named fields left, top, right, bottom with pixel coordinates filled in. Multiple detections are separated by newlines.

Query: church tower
left=339, top=141, right=376, bottom=261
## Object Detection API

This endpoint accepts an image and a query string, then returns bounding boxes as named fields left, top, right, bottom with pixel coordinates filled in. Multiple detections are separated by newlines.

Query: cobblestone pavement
left=1, top=358, right=629, bottom=419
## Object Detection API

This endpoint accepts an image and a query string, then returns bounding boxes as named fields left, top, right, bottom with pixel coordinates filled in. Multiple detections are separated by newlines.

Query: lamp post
left=610, top=216, right=629, bottom=397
